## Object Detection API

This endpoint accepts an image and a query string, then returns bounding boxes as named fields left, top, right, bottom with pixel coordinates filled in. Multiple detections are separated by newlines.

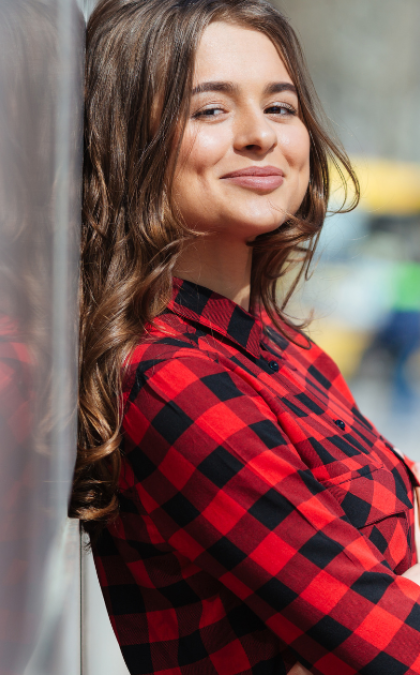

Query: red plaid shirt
left=93, top=278, right=420, bottom=675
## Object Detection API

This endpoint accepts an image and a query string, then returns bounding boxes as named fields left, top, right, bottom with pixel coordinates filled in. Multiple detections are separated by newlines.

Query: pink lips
left=221, top=165, right=285, bottom=192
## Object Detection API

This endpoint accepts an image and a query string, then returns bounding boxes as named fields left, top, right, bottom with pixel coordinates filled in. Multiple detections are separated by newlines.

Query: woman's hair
left=70, top=0, right=359, bottom=534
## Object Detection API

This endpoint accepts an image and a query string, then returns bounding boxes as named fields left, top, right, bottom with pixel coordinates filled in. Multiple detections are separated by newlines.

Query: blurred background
left=0, top=1, right=418, bottom=674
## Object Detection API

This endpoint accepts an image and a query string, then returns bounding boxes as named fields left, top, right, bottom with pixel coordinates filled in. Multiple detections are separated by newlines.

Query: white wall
left=0, top=1, right=83, bottom=672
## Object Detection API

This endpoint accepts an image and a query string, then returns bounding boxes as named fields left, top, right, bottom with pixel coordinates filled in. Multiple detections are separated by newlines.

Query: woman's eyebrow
left=264, top=82, right=297, bottom=95
left=191, top=81, right=297, bottom=96
left=192, top=81, right=238, bottom=95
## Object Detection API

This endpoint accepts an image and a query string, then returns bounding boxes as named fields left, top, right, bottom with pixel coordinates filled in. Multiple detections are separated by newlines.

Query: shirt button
left=269, top=360, right=279, bottom=372
left=334, top=419, right=346, bottom=431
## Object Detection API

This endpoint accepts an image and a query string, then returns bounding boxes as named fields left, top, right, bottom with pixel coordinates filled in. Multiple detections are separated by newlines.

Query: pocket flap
left=313, top=458, right=382, bottom=486
left=320, top=466, right=411, bottom=529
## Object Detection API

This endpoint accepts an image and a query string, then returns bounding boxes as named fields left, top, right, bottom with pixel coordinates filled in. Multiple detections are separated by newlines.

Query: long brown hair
left=70, top=0, right=359, bottom=534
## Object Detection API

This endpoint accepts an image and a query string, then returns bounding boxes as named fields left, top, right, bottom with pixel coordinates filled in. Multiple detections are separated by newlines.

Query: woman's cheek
left=279, top=123, right=310, bottom=169
left=190, top=125, right=232, bottom=171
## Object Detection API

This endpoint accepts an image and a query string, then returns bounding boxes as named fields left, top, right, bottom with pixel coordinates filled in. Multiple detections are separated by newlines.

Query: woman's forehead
left=193, top=21, right=293, bottom=88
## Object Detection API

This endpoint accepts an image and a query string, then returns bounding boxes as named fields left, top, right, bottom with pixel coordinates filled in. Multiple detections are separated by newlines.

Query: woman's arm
left=292, top=487, right=420, bottom=674
left=414, top=486, right=420, bottom=559
left=122, top=353, right=420, bottom=674
left=402, top=483, right=420, bottom=584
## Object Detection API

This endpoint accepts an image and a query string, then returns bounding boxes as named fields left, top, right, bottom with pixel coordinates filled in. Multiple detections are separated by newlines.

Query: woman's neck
left=174, top=236, right=253, bottom=311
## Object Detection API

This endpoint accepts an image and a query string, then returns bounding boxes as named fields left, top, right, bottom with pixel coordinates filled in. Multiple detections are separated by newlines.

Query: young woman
left=71, top=1, right=420, bottom=673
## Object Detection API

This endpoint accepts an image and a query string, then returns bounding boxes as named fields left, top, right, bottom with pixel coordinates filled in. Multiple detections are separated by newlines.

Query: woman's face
left=172, top=21, right=311, bottom=242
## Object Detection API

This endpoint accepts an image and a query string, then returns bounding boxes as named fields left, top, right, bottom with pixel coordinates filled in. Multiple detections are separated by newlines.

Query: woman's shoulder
left=122, top=311, right=217, bottom=394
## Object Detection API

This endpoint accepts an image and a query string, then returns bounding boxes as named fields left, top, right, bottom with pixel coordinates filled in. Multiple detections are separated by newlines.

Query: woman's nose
left=233, top=107, right=277, bottom=155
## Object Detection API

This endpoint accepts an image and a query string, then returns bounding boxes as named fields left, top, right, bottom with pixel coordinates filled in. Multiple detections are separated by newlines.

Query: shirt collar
left=167, top=277, right=262, bottom=359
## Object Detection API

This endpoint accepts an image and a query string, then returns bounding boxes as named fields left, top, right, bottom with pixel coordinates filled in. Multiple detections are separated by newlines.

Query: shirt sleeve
left=121, top=353, right=420, bottom=675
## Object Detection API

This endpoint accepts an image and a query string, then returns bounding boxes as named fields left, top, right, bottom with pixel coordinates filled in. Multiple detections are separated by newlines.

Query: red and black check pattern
left=93, top=278, right=420, bottom=675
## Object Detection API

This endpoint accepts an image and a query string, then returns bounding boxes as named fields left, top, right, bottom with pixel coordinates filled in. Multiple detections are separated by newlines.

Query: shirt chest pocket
left=318, top=464, right=412, bottom=573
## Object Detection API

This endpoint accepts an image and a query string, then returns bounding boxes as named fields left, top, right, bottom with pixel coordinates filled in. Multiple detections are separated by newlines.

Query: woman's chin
left=226, top=214, right=286, bottom=240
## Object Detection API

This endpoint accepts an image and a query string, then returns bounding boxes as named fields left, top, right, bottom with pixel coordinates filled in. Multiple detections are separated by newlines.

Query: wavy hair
left=70, top=0, right=359, bottom=534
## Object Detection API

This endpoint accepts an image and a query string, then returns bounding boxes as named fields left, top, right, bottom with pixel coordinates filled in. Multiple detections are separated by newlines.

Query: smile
left=221, top=166, right=285, bottom=192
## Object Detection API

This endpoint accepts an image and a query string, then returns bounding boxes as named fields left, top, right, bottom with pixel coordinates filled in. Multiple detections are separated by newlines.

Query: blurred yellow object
left=330, top=157, right=420, bottom=215
left=307, top=319, right=371, bottom=378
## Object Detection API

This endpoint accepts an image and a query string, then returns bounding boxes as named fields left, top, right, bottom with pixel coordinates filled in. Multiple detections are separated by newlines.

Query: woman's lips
left=221, top=166, right=285, bottom=192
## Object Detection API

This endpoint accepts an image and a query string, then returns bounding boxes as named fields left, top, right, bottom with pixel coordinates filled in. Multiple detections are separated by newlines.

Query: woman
left=71, top=1, right=420, bottom=673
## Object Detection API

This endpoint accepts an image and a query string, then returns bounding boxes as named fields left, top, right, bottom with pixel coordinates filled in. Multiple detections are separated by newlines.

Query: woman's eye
left=193, top=107, right=225, bottom=119
left=266, top=103, right=296, bottom=117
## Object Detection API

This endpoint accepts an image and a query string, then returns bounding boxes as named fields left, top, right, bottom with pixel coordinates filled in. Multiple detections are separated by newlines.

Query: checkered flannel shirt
left=93, top=278, right=420, bottom=675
